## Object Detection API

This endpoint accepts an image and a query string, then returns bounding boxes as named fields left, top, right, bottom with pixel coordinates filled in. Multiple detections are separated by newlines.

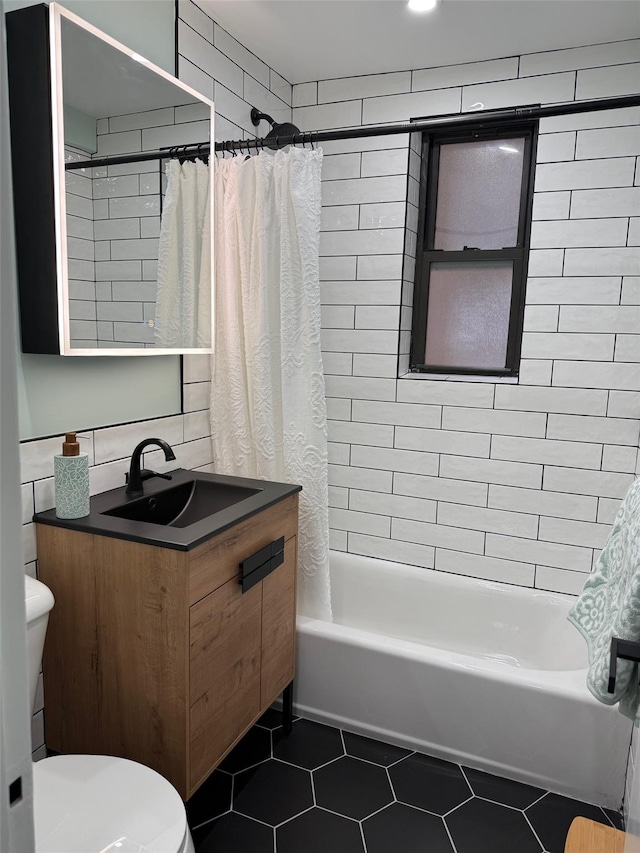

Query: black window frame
left=410, top=120, right=538, bottom=377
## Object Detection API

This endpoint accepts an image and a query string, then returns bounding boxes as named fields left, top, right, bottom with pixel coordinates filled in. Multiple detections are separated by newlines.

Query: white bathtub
left=295, top=551, right=632, bottom=809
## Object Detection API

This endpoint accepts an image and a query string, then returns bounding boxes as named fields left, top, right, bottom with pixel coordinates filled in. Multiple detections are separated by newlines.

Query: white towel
left=569, top=476, right=640, bottom=722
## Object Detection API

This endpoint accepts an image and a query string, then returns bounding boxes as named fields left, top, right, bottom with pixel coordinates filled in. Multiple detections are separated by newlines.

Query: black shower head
left=265, top=121, right=302, bottom=147
left=250, top=107, right=302, bottom=148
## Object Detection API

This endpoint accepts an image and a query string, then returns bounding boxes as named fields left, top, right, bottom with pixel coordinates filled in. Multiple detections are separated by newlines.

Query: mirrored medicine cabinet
left=6, top=2, right=215, bottom=356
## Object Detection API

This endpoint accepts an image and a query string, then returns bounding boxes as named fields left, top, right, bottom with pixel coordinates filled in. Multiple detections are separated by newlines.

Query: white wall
left=289, top=41, right=640, bottom=597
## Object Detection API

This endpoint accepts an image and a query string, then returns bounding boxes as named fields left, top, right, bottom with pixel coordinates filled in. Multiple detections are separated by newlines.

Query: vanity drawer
left=188, top=493, right=298, bottom=605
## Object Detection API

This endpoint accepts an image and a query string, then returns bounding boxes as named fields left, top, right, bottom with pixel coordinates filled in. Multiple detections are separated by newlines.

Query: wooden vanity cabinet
left=36, top=493, right=298, bottom=799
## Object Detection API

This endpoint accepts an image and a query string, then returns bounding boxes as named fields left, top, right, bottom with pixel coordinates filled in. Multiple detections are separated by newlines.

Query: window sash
left=416, top=254, right=526, bottom=374
left=425, top=129, right=535, bottom=251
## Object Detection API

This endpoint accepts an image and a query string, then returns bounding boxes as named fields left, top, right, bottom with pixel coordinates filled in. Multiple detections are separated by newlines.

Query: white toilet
left=25, top=575, right=196, bottom=853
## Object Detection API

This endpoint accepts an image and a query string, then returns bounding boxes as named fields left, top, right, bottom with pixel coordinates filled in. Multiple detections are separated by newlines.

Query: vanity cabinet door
left=261, top=535, right=297, bottom=708
left=189, top=577, right=262, bottom=792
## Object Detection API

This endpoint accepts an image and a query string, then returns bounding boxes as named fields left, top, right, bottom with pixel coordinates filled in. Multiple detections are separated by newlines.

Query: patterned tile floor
left=187, top=710, right=624, bottom=853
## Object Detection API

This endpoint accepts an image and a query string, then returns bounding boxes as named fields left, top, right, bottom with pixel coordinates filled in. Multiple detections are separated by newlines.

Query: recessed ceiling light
left=408, top=0, right=439, bottom=12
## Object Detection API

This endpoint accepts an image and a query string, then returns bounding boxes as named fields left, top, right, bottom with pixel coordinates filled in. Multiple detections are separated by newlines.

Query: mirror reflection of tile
left=62, top=12, right=211, bottom=351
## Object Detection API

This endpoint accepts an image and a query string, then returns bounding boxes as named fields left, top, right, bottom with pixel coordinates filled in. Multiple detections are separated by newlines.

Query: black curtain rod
left=65, top=93, right=640, bottom=171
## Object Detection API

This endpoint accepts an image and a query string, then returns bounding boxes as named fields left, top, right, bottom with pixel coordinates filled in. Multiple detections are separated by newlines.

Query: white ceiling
left=198, top=0, right=640, bottom=84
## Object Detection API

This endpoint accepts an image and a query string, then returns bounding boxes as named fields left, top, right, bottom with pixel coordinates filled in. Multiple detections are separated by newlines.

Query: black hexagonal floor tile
left=277, top=807, right=364, bottom=853
left=186, top=769, right=232, bottom=828
left=314, top=755, right=394, bottom=820
left=604, top=807, right=625, bottom=831
left=463, top=766, right=545, bottom=809
left=446, top=798, right=543, bottom=853
left=389, top=753, right=471, bottom=815
left=343, top=731, right=412, bottom=767
left=233, top=759, right=313, bottom=826
left=192, top=812, right=274, bottom=853
left=272, top=718, right=344, bottom=769
left=526, top=793, right=614, bottom=853
left=363, top=802, right=454, bottom=853
left=220, top=726, right=271, bottom=773
left=256, top=708, right=289, bottom=730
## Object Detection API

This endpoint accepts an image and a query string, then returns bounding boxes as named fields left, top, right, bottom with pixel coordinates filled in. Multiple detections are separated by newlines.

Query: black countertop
left=34, top=468, right=301, bottom=551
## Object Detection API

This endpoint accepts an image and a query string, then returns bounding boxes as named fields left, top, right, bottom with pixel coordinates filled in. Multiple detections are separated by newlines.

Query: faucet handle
left=140, top=469, right=173, bottom=484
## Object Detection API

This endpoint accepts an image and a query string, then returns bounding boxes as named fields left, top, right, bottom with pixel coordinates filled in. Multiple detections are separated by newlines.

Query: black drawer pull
left=240, top=537, right=285, bottom=593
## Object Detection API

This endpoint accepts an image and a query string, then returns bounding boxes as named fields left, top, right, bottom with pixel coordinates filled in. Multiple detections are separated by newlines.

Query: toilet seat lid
left=33, top=754, right=188, bottom=853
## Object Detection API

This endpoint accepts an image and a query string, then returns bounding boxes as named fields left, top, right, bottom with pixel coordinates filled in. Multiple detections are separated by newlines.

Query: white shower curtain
left=211, top=146, right=331, bottom=621
left=155, top=158, right=211, bottom=348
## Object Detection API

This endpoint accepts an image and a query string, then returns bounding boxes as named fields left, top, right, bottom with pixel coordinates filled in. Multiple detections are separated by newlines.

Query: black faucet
left=126, top=438, right=177, bottom=496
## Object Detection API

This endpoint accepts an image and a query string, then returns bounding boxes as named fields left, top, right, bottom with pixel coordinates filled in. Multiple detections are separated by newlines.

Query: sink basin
left=103, top=479, right=262, bottom=528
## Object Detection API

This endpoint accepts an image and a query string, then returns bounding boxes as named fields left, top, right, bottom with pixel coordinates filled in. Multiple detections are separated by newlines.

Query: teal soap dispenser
left=54, top=432, right=90, bottom=519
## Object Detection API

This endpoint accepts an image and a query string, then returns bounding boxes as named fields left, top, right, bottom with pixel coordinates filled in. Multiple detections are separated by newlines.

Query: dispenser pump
left=62, top=432, right=80, bottom=457
left=55, top=431, right=89, bottom=519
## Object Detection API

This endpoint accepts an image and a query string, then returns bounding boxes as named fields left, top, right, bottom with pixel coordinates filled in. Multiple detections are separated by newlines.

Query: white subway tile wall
left=68, top=110, right=202, bottom=347
left=292, top=37, right=640, bottom=598
left=82, top=105, right=209, bottom=347
left=66, top=149, right=97, bottom=344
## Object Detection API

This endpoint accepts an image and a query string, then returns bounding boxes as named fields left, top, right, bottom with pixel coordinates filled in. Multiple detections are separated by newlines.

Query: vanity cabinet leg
left=282, top=681, right=294, bottom=735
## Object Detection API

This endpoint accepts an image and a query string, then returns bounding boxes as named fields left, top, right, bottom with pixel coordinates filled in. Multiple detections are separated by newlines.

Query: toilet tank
left=24, top=575, right=55, bottom=712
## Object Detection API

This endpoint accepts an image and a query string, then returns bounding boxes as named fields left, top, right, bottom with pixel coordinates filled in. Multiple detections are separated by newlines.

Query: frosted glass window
left=425, top=262, right=513, bottom=370
left=433, top=138, right=525, bottom=251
